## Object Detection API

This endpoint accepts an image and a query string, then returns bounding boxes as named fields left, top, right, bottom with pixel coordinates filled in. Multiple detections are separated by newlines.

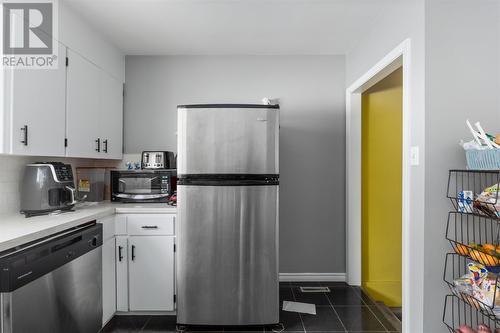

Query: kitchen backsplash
left=0, top=154, right=140, bottom=215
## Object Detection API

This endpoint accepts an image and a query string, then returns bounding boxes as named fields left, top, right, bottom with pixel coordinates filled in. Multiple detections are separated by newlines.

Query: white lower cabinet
left=128, top=236, right=175, bottom=311
left=102, top=238, right=116, bottom=325
left=113, top=213, right=176, bottom=313
left=99, top=215, right=117, bottom=326
left=116, top=236, right=129, bottom=311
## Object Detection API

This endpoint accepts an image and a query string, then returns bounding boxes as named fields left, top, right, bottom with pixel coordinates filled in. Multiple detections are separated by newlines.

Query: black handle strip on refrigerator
left=178, top=174, right=279, bottom=186
left=177, top=104, right=279, bottom=109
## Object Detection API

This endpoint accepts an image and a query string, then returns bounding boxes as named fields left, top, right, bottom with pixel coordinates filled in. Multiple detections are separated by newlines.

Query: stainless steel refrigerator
left=176, top=104, right=279, bottom=326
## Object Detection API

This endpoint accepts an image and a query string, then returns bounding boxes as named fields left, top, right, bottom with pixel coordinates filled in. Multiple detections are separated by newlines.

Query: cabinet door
left=66, top=49, right=102, bottom=158
left=100, top=72, right=123, bottom=159
left=102, top=237, right=116, bottom=325
left=128, top=236, right=175, bottom=311
left=3, top=43, right=66, bottom=156
left=116, top=236, right=129, bottom=312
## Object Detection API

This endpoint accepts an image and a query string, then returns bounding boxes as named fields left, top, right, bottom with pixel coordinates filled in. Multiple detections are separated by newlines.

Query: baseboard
left=116, top=311, right=176, bottom=316
left=362, top=281, right=402, bottom=306
left=279, top=273, right=346, bottom=282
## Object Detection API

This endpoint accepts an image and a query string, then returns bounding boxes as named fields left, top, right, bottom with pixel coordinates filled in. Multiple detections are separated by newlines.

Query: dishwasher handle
left=51, top=235, right=82, bottom=252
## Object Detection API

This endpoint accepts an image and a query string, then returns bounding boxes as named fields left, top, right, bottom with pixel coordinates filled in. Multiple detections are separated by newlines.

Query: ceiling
left=63, top=0, right=398, bottom=55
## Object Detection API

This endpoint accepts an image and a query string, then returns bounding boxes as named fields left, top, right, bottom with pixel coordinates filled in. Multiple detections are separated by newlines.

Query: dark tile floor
left=101, top=282, right=399, bottom=333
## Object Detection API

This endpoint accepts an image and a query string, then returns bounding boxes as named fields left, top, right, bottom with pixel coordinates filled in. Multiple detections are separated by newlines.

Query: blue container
left=466, top=149, right=500, bottom=170
left=486, top=266, right=500, bottom=274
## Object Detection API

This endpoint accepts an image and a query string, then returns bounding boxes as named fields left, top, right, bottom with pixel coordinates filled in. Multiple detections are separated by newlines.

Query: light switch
left=410, top=146, right=419, bottom=166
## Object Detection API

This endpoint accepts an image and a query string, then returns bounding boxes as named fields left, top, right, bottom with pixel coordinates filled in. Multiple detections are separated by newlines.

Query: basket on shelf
left=466, top=150, right=500, bottom=170
left=443, top=170, right=500, bottom=331
left=444, top=253, right=500, bottom=319
left=443, top=294, right=500, bottom=333
left=447, top=170, right=500, bottom=219
left=446, top=212, right=500, bottom=267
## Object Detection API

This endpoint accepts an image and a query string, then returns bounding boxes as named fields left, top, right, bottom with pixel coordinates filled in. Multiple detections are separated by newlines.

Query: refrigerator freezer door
left=176, top=185, right=279, bottom=325
left=177, top=106, right=279, bottom=175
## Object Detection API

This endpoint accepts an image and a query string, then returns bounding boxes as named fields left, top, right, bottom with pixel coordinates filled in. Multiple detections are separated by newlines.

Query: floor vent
left=299, top=286, right=330, bottom=293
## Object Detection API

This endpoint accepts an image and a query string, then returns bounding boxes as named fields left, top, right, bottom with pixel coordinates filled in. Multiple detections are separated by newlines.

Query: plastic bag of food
left=476, top=184, right=500, bottom=218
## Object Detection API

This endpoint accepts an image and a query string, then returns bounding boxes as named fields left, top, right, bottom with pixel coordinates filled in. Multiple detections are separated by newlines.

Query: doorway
left=345, top=39, right=412, bottom=332
left=361, top=67, right=403, bottom=321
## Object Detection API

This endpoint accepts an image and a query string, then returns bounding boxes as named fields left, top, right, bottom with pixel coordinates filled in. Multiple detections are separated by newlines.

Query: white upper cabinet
left=66, top=50, right=123, bottom=159
left=100, top=71, right=123, bottom=159
left=2, top=43, right=67, bottom=156
left=0, top=1, right=124, bottom=159
left=66, top=49, right=102, bottom=158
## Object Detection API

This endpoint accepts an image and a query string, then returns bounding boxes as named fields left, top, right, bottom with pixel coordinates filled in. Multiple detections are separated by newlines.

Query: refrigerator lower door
left=177, top=185, right=279, bottom=326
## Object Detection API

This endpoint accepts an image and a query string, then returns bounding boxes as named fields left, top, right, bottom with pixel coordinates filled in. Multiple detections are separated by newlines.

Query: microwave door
left=115, top=193, right=170, bottom=200
left=119, top=178, right=155, bottom=194
left=112, top=171, right=174, bottom=202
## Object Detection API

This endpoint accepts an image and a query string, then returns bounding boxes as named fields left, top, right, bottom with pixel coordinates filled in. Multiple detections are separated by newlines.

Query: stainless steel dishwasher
left=0, top=222, right=102, bottom=333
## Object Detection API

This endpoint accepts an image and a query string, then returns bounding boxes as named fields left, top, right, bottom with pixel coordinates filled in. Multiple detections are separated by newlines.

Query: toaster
left=141, top=151, right=176, bottom=169
left=20, top=162, right=77, bottom=217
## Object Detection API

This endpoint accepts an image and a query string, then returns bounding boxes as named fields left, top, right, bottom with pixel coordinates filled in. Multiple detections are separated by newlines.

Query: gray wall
left=347, top=1, right=500, bottom=331
left=424, top=1, right=500, bottom=332
left=124, top=55, right=346, bottom=273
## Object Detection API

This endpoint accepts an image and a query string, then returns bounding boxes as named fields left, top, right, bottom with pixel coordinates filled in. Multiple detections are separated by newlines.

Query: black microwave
left=110, top=169, right=176, bottom=203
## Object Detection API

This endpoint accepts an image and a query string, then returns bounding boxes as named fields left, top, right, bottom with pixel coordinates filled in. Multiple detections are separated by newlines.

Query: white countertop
left=0, top=202, right=176, bottom=252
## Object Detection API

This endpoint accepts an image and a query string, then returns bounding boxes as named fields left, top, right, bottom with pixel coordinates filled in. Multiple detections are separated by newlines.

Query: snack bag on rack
left=469, top=263, right=488, bottom=283
left=464, top=263, right=500, bottom=311
left=472, top=274, right=497, bottom=306
left=453, top=263, right=488, bottom=294
left=458, top=190, right=474, bottom=213
left=458, top=263, right=500, bottom=317
left=451, top=263, right=500, bottom=313
left=476, top=184, right=500, bottom=218
left=454, top=276, right=474, bottom=294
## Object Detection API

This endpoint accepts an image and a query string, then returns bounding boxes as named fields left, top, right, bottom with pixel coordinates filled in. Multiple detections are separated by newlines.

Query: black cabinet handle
left=103, top=139, right=108, bottom=153
left=20, top=125, right=28, bottom=146
left=95, top=138, right=100, bottom=152
left=131, top=245, right=135, bottom=261
left=118, top=245, right=123, bottom=261
left=141, top=225, right=158, bottom=229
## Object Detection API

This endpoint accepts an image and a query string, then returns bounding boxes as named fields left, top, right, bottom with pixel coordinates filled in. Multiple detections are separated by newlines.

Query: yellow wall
left=361, top=67, right=403, bottom=307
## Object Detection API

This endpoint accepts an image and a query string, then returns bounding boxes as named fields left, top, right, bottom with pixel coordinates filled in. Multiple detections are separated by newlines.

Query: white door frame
left=345, top=39, right=411, bottom=331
